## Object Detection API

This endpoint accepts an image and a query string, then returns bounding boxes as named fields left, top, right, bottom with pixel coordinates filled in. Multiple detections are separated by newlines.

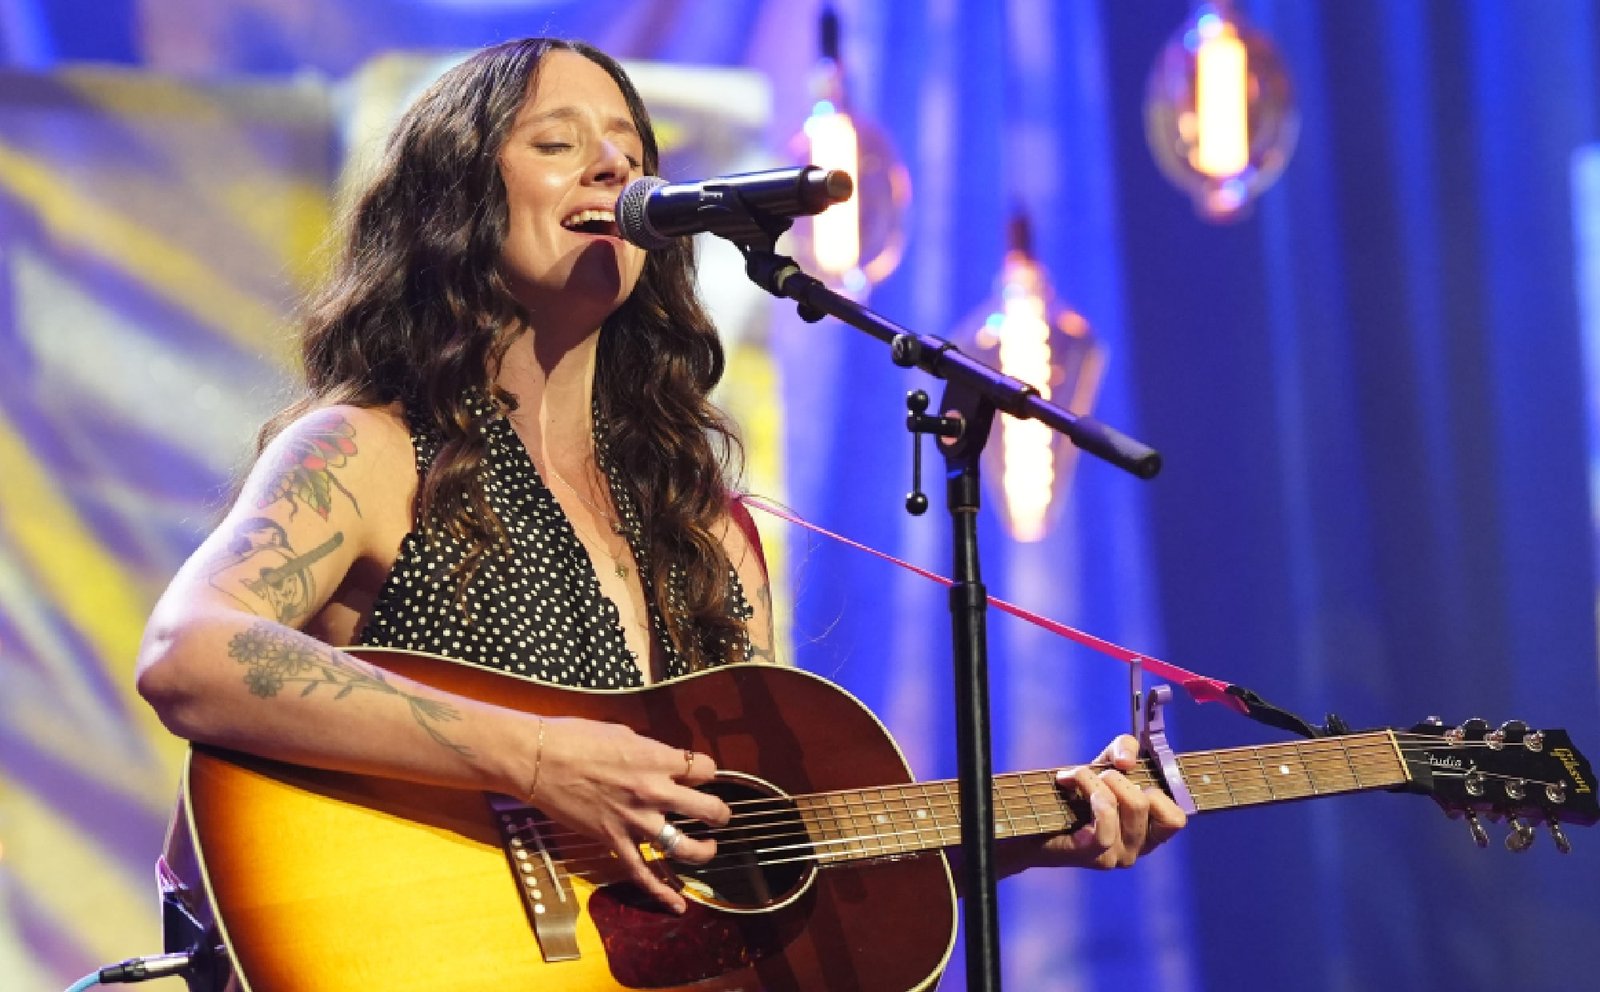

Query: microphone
left=616, top=165, right=853, bottom=250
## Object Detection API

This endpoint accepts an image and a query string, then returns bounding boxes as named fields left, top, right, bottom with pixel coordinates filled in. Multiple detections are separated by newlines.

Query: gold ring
left=683, top=749, right=696, bottom=777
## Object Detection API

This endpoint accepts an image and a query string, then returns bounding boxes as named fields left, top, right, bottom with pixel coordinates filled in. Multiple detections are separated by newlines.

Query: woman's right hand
left=528, top=717, right=730, bottom=912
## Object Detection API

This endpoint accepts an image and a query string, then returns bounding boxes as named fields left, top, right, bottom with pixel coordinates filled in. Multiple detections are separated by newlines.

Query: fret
left=1260, top=742, right=1315, bottom=799
left=797, top=800, right=837, bottom=862
left=1252, top=744, right=1278, bottom=801
left=993, top=774, right=1022, bottom=841
left=1022, top=770, right=1071, bottom=836
left=842, top=790, right=876, bottom=858
left=793, top=733, right=1415, bottom=869
left=1177, top=750, right=1236, bottom=812
left=903, top=784, right=943, bottom=848
left=883, top=785, right=913, bottom=853
left=893, top=784, right=937, bottom=853
left=1005, top=772, right=1046, bottom=839
left=862, top=786, right=900, bottom=856
left=1334, top=737, right=1363, bottom=791
left=820, top=792, right=863, bottom=862
left=1170, top=734, right=1408, bottom=815
left=935, top=780, right=961, bottom=845
left=1303, top=739, right=1357, bottom=793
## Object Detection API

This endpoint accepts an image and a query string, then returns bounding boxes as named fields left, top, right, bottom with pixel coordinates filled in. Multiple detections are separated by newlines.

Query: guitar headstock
left=1400, top=718, right=1598, bottom=852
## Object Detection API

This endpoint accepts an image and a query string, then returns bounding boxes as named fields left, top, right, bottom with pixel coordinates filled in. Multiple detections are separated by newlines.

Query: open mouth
left=562, top=208, right=620, bottom=238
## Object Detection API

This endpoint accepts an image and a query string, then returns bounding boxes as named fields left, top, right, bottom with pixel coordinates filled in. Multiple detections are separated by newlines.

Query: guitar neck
left=795, top=731, right=1409, bottom=863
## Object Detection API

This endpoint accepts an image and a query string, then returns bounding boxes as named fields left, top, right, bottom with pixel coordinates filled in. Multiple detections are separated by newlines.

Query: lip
left=566, top=225, right=623, bottom=241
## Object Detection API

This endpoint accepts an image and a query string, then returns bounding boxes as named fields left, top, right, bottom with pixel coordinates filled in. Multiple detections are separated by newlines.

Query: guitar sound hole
left=675, top=773, right=815, bottom=911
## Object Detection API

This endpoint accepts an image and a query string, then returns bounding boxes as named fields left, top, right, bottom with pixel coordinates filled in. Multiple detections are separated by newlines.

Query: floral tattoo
left=227, top=622, right=470, bottom=756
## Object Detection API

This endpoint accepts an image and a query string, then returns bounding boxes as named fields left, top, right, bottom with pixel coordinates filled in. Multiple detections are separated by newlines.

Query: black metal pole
left=946, top=451, right=1003, bottom=992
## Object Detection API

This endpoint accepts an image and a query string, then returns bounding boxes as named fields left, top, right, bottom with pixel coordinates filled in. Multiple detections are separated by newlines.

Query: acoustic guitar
left=171, top=648, right=1597, bottom=991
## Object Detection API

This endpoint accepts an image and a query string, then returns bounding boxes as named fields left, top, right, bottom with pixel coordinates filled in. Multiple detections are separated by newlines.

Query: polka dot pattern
left=357, top=394, right=750, bottom=688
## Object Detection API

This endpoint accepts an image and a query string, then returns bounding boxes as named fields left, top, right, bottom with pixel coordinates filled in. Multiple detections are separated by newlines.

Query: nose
left=586, top=140, right=633, bottom=187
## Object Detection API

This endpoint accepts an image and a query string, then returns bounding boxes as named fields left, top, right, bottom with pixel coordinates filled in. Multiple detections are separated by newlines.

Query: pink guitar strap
left=727, top=492, right=769, bottom=579
left=736, top=493, right=1334, bottom=735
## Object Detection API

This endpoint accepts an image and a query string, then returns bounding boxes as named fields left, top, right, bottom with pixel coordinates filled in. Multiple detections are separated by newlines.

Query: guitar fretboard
left=793, top=731, right=1408, bottom=864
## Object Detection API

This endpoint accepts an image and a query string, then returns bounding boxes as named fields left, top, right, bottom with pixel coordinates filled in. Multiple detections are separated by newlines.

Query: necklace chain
left=545, top=457, right=631, bottom=579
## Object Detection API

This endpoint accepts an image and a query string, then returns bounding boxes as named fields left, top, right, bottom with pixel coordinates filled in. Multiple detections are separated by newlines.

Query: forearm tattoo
left=227, top=622, right=471, bottom=756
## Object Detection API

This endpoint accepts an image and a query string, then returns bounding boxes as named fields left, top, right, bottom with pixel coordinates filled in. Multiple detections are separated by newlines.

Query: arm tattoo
left=258, top=411, right=362, bottom=520
left=207, top=518, right=342, bottom=624
left=227, top=622, right=471, bottom=757
left=748, top=584, right=779, bottom=664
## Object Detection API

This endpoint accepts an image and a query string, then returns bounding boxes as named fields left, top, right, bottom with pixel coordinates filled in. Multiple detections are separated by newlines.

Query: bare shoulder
left=715, top=495, right=782, bottom=665
left=148, top=402, right=415, bottom=634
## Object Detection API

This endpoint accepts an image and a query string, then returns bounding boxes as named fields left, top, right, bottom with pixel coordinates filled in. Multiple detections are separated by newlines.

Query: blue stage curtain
left=773, top=1, right=1600, bottom=989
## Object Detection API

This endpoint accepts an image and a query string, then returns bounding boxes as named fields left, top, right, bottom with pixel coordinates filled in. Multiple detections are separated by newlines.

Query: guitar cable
left=63, top=891, right=226, bottom=990
left=62, top=942, right=220, bottom=990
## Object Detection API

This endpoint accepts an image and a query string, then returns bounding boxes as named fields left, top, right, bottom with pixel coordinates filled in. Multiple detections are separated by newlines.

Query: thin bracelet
left=528, top=715, right=547, bottom=801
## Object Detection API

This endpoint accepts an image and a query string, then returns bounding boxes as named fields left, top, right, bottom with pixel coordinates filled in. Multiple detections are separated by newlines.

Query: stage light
left=784, top=5, right=910, bottom=296
left=961, top=214, right=1105, bottom=543
left=1144, top=0, right=1298, bottom=221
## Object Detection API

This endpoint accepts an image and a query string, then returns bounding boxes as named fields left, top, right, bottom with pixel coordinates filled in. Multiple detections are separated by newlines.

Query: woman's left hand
left=1010, top=734, right=1188, bottom=872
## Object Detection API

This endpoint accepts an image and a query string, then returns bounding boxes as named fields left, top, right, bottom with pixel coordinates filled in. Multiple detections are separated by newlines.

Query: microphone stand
left=731, top=223, right=1159, bottom=992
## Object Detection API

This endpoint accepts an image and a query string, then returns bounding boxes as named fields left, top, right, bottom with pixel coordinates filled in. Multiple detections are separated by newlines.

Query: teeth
left=562, top=209, right=616, bottom=229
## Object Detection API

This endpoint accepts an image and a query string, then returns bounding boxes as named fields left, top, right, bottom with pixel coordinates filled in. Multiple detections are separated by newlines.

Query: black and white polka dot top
left=357, top=396, right=751, bottom=688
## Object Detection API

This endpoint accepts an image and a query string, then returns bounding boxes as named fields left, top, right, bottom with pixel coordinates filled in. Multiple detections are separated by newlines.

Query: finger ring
left=653, top=822, right=686, bottom=856
left=683, top=749, right=696, bottom=777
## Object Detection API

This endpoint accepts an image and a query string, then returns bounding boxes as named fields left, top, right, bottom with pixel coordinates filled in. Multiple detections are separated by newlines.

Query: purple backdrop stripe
left=0, top=411, right=175, bottom=763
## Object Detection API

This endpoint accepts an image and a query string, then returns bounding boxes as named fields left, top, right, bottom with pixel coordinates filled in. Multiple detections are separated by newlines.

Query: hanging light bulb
left=1144, top=0, right=1299, bottom=221
left=784, top=4, right=911, bottom=296
left=961, top=213, right=1106, bottom=543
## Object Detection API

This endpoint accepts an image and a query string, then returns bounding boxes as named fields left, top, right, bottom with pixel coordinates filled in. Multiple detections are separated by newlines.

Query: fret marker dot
left=916, top=809, right=928, bottom=819
left=1278, top=765, right=1291, bottom=775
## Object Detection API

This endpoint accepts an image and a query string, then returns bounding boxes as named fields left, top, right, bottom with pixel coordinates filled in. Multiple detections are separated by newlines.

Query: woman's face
left=497, top=50, right=649, bottom=328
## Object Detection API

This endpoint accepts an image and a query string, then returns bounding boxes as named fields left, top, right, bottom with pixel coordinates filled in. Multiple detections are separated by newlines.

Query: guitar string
left=535, top=781, right=1563, bottom=873
left=512, top=748, right=1548, bottom=864
left=542, top=770, right=1555, bottom=887
left=521, top=734, right=1521, bottom=845
left=512, top=737, right=1559, bottom=856
left=530, top=771, right=1567, bottom=885
left=504, top=738, right=1560, bottom=871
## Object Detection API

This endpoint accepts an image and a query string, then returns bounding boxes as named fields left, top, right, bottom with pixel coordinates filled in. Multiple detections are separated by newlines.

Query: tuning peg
left=1463, top=810, right=1489, bottom=849
left=1505, top=817, right=1536, bottom=853
left=1547, top=818, right=1573, bottom=854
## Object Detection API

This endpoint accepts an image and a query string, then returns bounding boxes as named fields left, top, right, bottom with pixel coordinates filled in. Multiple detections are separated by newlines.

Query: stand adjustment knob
left=904, top=390, right=962, bottom=517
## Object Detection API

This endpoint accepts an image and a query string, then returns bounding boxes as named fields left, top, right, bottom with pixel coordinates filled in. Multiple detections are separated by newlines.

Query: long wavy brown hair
left=263, top=38, right=746, bottom=670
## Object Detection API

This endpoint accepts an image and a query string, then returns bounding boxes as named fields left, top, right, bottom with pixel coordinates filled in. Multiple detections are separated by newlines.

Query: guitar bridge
left=487, top=794, right=582, bottom=962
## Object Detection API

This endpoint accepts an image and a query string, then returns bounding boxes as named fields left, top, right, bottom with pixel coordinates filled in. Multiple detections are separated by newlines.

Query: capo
left=1132, top=669, right=1197, bottom=816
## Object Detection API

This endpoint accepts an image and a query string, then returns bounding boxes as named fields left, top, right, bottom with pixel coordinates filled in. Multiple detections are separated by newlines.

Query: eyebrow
left=519, top=106, right=640, bottom=141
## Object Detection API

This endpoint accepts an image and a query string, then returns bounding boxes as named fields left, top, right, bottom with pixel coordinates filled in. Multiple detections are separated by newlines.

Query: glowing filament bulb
left=995, top=257, right=1056, bottom=543
left=802, top=102, right=862, bottom=274
left=1194, top=20, right=1249, bottom=178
